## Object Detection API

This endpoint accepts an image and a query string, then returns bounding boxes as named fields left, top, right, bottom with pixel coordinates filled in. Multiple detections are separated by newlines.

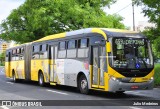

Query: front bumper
left=109, top=78, right=154, bottom=92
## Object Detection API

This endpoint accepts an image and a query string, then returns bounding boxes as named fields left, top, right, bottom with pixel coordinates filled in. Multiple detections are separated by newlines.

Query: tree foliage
left=133, top=0, right=160, bottom=59
left=0, top=52, right=5, bottom=66
left=0, top=0, right=124, bottom=43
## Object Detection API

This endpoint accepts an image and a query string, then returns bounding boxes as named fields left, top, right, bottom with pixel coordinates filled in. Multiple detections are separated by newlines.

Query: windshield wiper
left=140, top=58, right=147, bottom=68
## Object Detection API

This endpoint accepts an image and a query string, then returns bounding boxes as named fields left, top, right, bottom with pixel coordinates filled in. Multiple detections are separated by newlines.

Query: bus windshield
left=112, top=38, right=154, bottom=69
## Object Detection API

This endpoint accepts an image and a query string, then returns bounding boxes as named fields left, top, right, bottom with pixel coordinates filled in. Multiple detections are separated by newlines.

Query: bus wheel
left=39, top=73, right=44, bottom=86
left=78, top=75, right=89, bottom=94
left=12, top=71, right=17, bottom=83
left=115, top=91, right=125, bottom=94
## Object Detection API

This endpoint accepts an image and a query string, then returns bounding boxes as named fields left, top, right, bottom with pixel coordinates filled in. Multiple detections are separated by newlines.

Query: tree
left=0, top=0, right=125, bottom=43
left=133, top=0, right=160, bottom=59
left=0, top=52, right=5, bottom=66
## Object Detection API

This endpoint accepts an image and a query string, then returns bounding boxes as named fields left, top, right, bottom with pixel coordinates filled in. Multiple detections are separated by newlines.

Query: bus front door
left=49, top=45, right=57, bottom=83
left=91, top=46, right=105, bottom=89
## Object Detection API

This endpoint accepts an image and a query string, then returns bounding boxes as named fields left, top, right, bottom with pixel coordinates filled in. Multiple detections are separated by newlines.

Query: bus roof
left=34, top=28, right=143, bottom=43
left=101, top=28, right=139, bottom=34
left=7, top=28, right=144, bottom=50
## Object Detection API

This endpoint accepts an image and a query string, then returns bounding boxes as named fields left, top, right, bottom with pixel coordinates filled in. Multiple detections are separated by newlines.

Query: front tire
left=78, top=75, right=89, bottom=94
left=115, top=91, right=125, bottom=94
left=39, top=73, right=44, bottom=86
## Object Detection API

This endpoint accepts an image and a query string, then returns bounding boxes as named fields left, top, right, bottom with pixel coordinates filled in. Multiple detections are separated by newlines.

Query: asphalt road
left=0, top=67, right=159, bottom=109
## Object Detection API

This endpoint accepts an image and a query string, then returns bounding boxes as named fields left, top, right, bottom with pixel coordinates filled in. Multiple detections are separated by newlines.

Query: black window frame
left=32, top=45, right=40, bottom=53
left=67, top=40, right=77, bottom=49
left=77, top=38, right=89, bottom=58
left=58, top=41, right=67, bottom=59
left=59, top=41, right=66, bottom=50
left=78, top=38, right=89, bottom=49
left=66, top=39, right=77, bottom=58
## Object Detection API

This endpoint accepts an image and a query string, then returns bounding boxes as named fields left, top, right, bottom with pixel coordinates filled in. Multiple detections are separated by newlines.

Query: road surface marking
left=6, top=82, right=14, bottom=84
left=0, top=106, right=9, bottom=109
left=47, top=89, right=68, bottom=95
left=129, top=107, right=142, bottom=109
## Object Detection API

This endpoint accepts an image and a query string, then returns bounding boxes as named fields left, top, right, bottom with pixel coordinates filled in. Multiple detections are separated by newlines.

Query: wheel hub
left=81, top=79, right=87, bottom=89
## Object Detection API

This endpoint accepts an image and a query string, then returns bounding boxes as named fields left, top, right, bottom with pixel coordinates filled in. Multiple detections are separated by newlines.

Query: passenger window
left=39, top=44, right=48, bottom=59
left=67, top=40, right=77, bottom=49
left=42, top=44, right=48, bottom=51
left=40, top=45, right=42, bottom=51
left=78, top=39, right=89, bottom=48
left=32, top=53, right=39, bottom=59
left=21, top=48, right=24, bottom=53
left=77, top=38, right=89, bottom=58
left=67, top=40, right=77, bottom=58
left=12, top=49, right=16, bottom=55
left=39, top=52, right=48, bottom=59
left=59, top=42, right=66, bottom=50
left=17, top=48, right=22, bottom=54
left=5, top=52, right=9, bottom=61
left=15, top=54, right=19, bottom=60
left=33, top=45, right=39, bottom=52
left=58, top=42, right=66, bottom=58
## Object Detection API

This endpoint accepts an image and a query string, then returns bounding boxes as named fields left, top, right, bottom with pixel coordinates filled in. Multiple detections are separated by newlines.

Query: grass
left=154, top=63, right=160, bottom=87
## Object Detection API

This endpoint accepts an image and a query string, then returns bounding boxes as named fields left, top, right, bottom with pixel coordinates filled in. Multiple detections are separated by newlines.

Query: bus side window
left=12, top=49, right=16, bottom=61
left=67, top=40, right=77, bottom=58
left=19, top=47, right=24, bottom=60
left=40, top=45, right=42, bottom=51
left=32, top=45, right=40, bottom=59
left=21, top=48, right=24, bottom=53
left=39, top=44, right=48, bottom=59
left=5, top=51, right=9, bottom=61
left=16, top=48, right=20, bottom=60
left=77, top=38, right=89, bottom=58
left=58, top=41, right=66, bottom=58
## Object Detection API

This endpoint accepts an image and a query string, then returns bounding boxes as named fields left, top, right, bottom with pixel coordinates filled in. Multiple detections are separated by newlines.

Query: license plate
left=131, top=86, right=139, bottom=89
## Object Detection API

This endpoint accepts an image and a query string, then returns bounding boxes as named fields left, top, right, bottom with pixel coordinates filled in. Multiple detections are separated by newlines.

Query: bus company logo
left=136, top=63, right=140, bottom=69
left=2, top=101, right=11, bottom=106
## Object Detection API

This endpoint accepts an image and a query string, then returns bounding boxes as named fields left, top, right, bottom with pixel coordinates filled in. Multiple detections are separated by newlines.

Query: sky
left=0, top=0, right=25, bottom=23
left=0, top=0, right=148, bottom=29
left=104, top=0, right=149, bottom=29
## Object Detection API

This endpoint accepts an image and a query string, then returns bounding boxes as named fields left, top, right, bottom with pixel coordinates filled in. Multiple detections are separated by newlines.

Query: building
left=136, top=21, right=155, bottom=32
left=0, top=39, right=10, bottom=54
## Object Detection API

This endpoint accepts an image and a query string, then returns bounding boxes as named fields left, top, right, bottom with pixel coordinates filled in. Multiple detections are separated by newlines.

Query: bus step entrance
left=50, top=82, right=57, bottom=86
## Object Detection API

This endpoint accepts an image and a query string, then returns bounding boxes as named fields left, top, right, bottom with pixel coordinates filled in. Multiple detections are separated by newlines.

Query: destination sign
left=115, top=39, right=145, bottom=45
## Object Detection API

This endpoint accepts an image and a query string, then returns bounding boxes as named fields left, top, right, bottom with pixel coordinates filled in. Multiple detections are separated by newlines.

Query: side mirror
left=107, top=42, right=111, bottom=52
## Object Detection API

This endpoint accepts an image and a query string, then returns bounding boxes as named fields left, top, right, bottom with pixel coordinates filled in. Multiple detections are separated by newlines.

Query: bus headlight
left=111, top=76, right=116, bottom=81
left=109, top=74, right=119, bottom=81
left=150, top=77, right=154, bottom=80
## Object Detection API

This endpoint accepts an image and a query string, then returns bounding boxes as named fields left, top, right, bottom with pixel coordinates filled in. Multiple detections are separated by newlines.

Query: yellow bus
left=5, top=28, right=154, bottom=94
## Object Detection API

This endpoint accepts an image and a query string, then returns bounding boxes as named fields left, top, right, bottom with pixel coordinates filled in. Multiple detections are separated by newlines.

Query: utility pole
left=132, top=1, right=135, bottom=31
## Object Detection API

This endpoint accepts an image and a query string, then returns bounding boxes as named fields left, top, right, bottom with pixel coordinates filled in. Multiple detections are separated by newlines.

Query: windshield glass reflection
left=112, top=38, right=153, bottom=69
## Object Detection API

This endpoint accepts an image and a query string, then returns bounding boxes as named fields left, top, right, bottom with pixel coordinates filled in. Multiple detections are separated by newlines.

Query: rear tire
left=12, top=71, right=17, bottom=83
left=39, top=73, right=44, bottom=86
left=78, top=75, right=89, bottom=94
